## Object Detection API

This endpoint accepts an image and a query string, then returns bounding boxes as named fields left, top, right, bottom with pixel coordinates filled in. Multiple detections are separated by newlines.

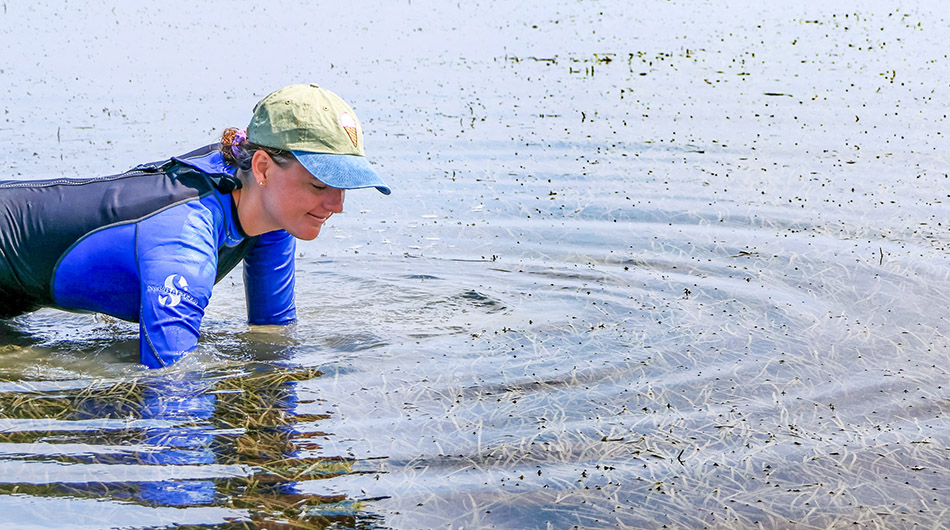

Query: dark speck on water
left=1, top=0, right=950, bottom=528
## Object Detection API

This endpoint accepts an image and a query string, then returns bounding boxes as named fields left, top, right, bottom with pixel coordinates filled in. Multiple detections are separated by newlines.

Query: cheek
left=302, top=193, right=324, bottom=212
left=271, top=182, right=308, bottom=209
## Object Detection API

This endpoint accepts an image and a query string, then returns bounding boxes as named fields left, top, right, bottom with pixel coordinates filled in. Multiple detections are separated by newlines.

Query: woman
left=0, top=84, right=390, bottom=368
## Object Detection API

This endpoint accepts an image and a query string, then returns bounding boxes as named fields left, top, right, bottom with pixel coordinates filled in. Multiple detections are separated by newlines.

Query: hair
left=220, top=127, right=297, bottom=180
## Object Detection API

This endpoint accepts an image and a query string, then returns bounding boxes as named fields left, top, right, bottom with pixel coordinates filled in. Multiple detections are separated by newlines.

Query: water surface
left=1, top=1, right=949, bottom=528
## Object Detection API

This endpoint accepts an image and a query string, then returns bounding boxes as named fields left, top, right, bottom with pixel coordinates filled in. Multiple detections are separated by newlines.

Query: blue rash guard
left=0, top=144, right=296, bottom=368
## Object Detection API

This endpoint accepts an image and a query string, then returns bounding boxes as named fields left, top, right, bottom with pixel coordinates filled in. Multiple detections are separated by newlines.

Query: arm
left=243, top=229, right=297, bottom=325
left=137, top=203, right=218, bottom=368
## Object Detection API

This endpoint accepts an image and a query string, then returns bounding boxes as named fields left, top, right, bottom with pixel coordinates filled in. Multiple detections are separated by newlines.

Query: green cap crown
left=247, top=84, right=365, bottom=156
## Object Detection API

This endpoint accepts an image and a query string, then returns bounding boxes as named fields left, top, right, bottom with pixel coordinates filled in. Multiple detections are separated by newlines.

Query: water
left=2, top=1, right=949, bottom=528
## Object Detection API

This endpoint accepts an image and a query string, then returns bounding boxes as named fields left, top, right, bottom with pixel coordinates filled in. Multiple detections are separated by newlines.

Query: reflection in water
left=0, top=366, right=385, bottom=528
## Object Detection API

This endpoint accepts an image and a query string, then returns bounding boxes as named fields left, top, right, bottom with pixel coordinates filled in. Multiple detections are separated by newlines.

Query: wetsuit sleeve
left=243, top=229, right=297, bottom=325
left=137, top=203, right=218, bottom=368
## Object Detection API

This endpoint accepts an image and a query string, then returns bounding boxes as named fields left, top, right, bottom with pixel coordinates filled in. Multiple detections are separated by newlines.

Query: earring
left=258, top=181, right=264, bottom=187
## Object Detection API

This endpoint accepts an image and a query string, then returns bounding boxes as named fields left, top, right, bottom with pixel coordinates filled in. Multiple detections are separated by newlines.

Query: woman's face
left=259, top=156, right=345, bottom=241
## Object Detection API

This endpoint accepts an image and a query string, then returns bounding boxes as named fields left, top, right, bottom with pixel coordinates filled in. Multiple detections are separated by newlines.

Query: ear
left=250, top=150, right=273, bottom=185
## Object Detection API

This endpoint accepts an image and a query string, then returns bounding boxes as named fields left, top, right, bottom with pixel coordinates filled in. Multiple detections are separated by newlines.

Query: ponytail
left=219, top=127, right=297, bottom=171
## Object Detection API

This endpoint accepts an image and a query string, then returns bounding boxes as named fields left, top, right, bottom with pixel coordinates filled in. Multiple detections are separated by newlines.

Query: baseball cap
left=247, top=84, right=390, bottom=195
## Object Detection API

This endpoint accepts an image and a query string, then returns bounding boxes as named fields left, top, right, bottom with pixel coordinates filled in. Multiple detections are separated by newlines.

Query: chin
left=291, top=227, right=322, bottom=241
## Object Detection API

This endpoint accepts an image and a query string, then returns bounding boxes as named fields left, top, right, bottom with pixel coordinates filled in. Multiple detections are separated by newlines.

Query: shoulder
left=170, top=144, right=243, bottom=193
left=172, top=144, right=233, bottom=176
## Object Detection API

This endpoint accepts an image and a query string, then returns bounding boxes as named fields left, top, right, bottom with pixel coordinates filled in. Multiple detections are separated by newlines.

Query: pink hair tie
left=231, top=129, right=247, bottom=158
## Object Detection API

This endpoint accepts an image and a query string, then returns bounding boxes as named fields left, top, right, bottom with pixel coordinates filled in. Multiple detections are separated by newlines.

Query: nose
left=325, top=188, right=345, bottom=213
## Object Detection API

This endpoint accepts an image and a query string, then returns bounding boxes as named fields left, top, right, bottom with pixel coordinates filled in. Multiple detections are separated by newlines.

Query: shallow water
left=2, top=1, right=950, bottom=528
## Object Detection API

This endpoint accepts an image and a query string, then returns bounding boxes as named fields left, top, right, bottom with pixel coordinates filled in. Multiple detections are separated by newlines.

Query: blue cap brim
left=292, top=151, right=391, bottom=195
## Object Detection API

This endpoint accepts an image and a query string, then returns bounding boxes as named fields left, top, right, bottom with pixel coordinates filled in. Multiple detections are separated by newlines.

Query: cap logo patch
left=339, top=112, right=359, bottom=148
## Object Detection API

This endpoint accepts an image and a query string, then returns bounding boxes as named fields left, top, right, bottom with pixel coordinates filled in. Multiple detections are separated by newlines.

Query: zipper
left=0, top=169, right=155, bottom=189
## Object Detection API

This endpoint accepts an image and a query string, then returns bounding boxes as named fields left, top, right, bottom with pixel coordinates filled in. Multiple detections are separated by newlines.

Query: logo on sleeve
left=148, top=274, right=197, bottom=308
